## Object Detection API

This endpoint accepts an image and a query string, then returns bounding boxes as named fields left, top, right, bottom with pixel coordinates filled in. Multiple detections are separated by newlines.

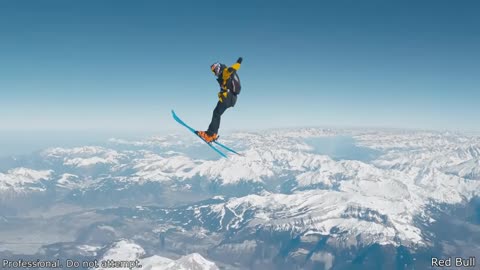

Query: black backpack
left=227, top=70, right=241, bottom=95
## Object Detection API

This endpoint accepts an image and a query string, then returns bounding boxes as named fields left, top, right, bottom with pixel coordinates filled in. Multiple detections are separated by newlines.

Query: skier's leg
left=207, top=101, right=228, bottom=135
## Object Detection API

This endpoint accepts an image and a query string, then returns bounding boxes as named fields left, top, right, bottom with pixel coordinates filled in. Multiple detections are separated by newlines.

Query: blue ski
left=213, top=141, right=243, bottom=156
left=171, top=110, right=227, bottom=158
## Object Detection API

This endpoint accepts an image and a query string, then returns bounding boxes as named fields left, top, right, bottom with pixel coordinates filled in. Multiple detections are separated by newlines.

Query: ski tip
left=171, top=110, right=180, bottom=121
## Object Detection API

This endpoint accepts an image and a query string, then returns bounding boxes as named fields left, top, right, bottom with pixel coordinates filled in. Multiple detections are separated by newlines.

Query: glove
left=218, top=91, right=227, bottom=102
left=237, top=57, right=243, bottom=64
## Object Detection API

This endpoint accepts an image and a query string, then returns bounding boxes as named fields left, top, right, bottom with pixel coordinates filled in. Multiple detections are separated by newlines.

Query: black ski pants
left=207, top=92, right=237, bottom=135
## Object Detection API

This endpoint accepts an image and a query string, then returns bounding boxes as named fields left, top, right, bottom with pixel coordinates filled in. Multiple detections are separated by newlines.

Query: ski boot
left=196, top=131, right=219, bottom=143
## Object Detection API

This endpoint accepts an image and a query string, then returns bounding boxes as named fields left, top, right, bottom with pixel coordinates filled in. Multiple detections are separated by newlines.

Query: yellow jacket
left=220, top=62, right=241, bottom=91
left=215, top=58, right=242, bottom=102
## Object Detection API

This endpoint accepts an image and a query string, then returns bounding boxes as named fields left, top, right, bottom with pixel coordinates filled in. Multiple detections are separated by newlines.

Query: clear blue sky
left=1, top=0, right=479, bottom=133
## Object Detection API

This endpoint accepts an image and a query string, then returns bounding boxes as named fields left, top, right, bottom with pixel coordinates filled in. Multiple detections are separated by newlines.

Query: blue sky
left=1, top=0, right=479, bottom=133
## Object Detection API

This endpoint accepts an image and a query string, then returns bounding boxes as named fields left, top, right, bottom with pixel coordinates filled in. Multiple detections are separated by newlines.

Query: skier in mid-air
left=196, top=57, right=243, bottom=143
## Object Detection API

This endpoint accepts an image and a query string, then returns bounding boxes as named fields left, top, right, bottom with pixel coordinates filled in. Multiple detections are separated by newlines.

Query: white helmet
left=210, top=62, right=222, bottom=76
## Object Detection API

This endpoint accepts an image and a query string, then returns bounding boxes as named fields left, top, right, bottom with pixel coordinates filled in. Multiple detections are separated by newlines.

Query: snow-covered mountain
left=1, top=128, right=479, bottom=269
left=95, top=240, right=218, bottom=270
left=141, top=253, right=218, bottom=270
left=0, top=167, right=52, bottom=192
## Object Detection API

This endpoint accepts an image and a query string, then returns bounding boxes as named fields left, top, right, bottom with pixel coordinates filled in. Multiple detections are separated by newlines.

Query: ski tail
left=213, top=141, right=243, bottom=156
left=204, top=141, right=227, bottom=158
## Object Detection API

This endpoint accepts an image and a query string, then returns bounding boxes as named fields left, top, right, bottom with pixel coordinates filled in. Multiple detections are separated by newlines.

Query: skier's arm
left=223, top=57, right=242, bottom=81
left=229, top=57, right=243, bottom=72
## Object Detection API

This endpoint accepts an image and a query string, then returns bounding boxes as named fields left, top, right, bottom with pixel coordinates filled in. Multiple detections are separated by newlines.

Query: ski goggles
left=211, top=63, right=221, bottom=76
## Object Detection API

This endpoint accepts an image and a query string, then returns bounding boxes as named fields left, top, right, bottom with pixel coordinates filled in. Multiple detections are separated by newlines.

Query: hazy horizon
left=1, top=124, right=478, bottom=157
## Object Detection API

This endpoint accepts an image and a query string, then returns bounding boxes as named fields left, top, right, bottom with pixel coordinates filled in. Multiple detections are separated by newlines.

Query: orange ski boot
left=196, top=131, right=218, bottom=143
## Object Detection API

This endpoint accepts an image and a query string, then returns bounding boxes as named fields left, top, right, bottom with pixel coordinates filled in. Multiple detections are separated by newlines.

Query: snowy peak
left=96, top=240, right=218, bottom=270
left=139, top=253, right=219, bottom=270
left=99, top=239, right=145, bottom=262
left=42, top=146, right=127, bottom=169
left=168, top=253, right=219, bottom=270
left=0, top=168, right=52, bottom=191
left=158, top=189, right=424, bottom=246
